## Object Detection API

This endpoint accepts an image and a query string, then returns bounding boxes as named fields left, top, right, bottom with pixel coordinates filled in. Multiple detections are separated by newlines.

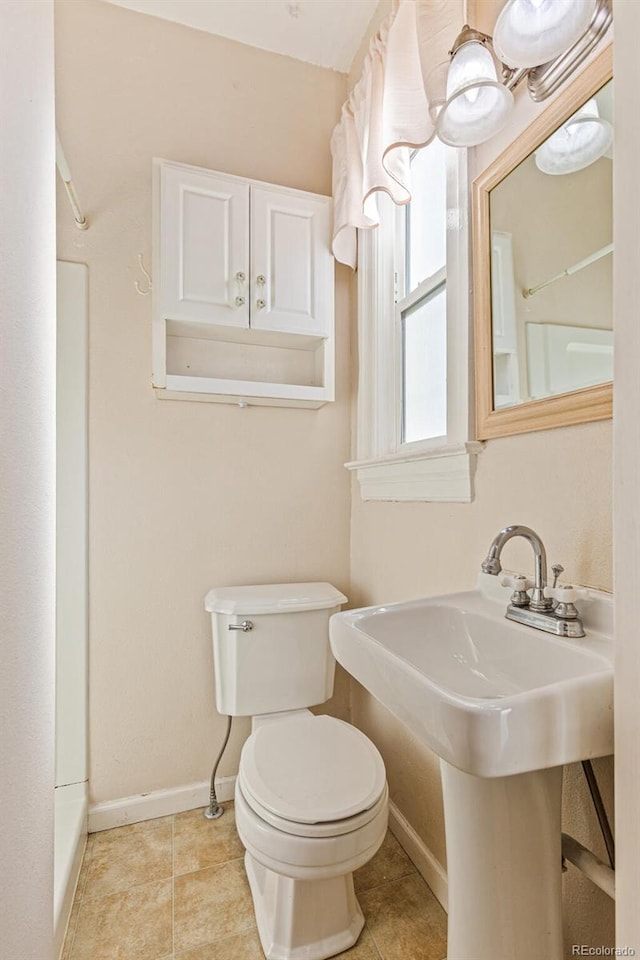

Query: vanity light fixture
left=493, top=0, right=598, bottom=70
left=430, top=0, right=611, bottom=149
left=436, top=27, right=514, bottom=147
left=534, top=97, right=613, bottom=175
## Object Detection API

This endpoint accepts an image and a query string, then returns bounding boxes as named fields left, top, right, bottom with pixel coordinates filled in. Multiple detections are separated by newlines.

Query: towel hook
left=135, top=253, right=152, bottom=296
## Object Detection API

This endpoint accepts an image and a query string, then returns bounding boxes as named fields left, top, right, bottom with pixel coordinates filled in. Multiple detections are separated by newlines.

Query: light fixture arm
left=527, top=0, right=612, bottom=102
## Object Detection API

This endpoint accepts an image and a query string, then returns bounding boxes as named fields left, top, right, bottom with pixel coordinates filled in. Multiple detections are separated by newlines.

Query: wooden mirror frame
left=473, top=45, right=613, bottom=440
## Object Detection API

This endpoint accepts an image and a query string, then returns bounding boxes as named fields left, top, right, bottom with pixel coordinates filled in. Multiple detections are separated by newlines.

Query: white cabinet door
left=250, top=186, right=333, bottom=337
left=159, top=162, right=249, bottom=327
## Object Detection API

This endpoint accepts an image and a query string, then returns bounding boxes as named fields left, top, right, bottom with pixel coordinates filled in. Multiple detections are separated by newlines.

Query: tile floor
left=62, top=803, right=447, bottom=960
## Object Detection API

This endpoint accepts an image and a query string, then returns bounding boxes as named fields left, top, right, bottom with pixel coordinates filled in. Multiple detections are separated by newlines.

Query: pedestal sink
left=329, top=574, right=613, bottom=960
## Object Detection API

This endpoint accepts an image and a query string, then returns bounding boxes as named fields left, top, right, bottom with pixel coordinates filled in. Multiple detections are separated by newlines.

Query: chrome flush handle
left=228, top=620, right=254, bottom=632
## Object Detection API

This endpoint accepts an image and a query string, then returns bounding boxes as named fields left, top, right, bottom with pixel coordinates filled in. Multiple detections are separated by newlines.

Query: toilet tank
left=205, top=582, right=347, bottom=716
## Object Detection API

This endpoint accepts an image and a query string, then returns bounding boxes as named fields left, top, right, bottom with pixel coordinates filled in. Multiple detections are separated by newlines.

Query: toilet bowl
left=234, top=712, right=388, bottom=960
left=205, top=582, right=389, bottom=960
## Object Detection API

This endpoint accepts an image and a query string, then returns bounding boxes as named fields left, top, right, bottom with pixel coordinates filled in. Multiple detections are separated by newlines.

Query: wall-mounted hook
left=135, top=253, right=152, bottom=296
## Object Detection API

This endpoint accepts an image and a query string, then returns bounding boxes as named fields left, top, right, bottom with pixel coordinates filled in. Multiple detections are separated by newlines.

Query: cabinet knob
left=256, top=275, right=266, bottom=286
left=235, top=272, right=246, bottom=309
left=256, top=298, right=266, bottom=309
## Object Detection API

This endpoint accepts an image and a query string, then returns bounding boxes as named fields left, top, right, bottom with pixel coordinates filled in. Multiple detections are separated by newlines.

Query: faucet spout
left=481, top=524, right=552, bottom=612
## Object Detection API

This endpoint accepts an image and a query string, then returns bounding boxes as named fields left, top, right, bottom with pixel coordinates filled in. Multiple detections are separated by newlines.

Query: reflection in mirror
left=489, top=80, right=613, bottom=410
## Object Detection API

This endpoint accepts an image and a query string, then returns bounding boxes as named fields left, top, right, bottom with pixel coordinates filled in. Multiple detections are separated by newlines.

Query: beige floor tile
left=336, top=926, right=383, bottom=958
left=174, top=922, right=382, bottom=960
left=70, top=878, right=172, bottom=960
left=175, top=927, right=264, bottom=960
left=173, top=803, right=244, bottom=876
left=83, top=817, right=173, bottom=900
left=354, top=831, right=417, bottom=893
left=359, top=875, right=447, bottom=960
left=173, top=858, right=255, bottom=953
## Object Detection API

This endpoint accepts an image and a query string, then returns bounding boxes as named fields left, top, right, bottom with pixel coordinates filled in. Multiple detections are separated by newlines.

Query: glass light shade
left=535, top=99, right=613, bottom=175
left=437, top=41, right=514, bottom=148
left=424, top=61, right=449, bottom=123
left=447, top=40, right=497, bottom=98
left=494, top=0, right=598, bottom=70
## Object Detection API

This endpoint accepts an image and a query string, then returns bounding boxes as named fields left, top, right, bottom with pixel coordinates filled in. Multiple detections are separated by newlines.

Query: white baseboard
left=88, top=776, right=237, bottom=833
left=388, top=799, right=448, bottom=912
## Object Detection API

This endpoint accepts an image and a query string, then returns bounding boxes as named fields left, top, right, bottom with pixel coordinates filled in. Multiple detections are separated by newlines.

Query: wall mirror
left=474, top=47, right=612, bottom=440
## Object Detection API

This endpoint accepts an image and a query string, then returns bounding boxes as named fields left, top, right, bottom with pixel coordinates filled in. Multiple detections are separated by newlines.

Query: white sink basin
left=329, top=575, right=613, bottom=778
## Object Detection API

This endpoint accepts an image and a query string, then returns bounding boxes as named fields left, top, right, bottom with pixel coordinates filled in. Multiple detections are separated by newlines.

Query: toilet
left=205, top=582, right=388, bottom=960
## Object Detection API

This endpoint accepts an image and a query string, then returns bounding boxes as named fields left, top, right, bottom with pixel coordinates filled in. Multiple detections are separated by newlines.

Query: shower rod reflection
left=522, top=242, right=613, bottom=299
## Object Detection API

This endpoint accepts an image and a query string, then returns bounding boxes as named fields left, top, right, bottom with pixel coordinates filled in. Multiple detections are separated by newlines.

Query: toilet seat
left=239, top=714, right=387, bottom=838
left=239, top=776, right=389, bottom=839
left=234, top=778, right=389, bottom=879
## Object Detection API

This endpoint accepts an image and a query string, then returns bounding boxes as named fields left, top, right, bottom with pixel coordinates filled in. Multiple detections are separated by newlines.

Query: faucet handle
left=501, top=574, right=533, bottom=608
left=500, top=574, right=533, bottom=591
left=551, top=564, right=565, bottom=588
left=543, top=584, right=589, bottom=604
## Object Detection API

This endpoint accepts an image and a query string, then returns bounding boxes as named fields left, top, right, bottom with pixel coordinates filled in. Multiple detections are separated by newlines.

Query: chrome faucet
left=481, top=525, right=585, bottom=638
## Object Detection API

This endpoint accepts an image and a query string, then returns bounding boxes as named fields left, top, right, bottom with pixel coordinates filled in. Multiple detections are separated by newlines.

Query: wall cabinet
left=152, top=159, right=335, bottom=407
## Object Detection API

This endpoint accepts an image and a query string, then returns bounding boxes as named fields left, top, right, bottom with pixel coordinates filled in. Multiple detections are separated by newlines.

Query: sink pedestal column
left=441, top=761, right=564, bottom=960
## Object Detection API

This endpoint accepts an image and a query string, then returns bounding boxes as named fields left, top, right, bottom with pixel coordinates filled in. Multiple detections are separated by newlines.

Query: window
left=402, top=281, right=447, bottom=443
left=347, top=142, right=482, bottom=502
left=399, top=141, right=448, bottom=446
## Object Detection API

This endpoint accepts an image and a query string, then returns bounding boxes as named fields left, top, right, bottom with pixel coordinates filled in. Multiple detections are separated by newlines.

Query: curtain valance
left=331, top=0, right=463, bottom=268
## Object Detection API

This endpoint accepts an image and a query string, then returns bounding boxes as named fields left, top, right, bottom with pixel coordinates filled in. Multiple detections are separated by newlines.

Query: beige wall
left=348, top=1, right=614, bottom=955
left=55, top=0, right=351, bottom=805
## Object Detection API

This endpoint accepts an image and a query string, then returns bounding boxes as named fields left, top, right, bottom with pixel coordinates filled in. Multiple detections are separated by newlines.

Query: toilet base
left=244, top=851, right=365, bottom=960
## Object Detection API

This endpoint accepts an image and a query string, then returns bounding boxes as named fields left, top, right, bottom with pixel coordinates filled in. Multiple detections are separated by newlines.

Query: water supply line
left=204, top=715, right=233, bottom=820
left=582, top=759, right=615, bottom=868
left=562, top=834, right=615, bottom=900
left=561, top=759, right=615, bottom=899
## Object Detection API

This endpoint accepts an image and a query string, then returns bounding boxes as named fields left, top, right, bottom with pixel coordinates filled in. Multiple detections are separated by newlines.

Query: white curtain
left=331, top=0, right=463, bottom=268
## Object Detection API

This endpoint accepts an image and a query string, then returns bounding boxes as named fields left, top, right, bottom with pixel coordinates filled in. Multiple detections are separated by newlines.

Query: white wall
left=55, top=0, right=351, bottom=807
left=0, top=2, right=56, bottom=957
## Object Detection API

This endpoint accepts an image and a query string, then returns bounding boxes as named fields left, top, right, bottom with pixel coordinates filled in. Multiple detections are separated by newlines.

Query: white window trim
left=346, top=147, right=483, bottom=502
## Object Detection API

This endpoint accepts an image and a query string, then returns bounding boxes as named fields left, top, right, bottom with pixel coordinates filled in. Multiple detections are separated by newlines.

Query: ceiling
left=102, top=0, right=380, bottom=73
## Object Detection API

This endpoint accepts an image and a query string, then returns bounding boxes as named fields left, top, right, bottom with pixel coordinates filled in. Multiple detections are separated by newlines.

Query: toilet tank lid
left=204, top=582, right=347, bottom=615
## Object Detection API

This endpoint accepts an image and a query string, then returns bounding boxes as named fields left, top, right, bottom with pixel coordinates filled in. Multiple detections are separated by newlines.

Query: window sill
left=345, top=441, right=484, bottom=502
